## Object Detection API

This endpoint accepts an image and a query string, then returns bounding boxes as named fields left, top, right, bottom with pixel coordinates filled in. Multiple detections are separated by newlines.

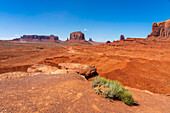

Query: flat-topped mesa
left=148, top=19, right=170, bottom=38
left=21, top=35, right=59, bottom=41
left=14, top=35, right=59, bottom=42
left=70, top=31, right=85, bottom=40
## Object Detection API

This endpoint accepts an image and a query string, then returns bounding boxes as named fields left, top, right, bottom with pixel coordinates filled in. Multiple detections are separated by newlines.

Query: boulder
left=58, top=63, right=98, bottom=78
left=70, top=31, right=85, bottom=40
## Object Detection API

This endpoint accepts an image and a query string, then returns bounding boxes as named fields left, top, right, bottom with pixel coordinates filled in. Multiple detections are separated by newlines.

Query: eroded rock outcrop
left=70, top=31, right=85, bottom=40
left=58, top=63, right=97, bottom=78
left=148, top=19, right=170, bottom=38
left=27, top=64, right=58, bottom=74
left=27, top=63, right=98, bottom=78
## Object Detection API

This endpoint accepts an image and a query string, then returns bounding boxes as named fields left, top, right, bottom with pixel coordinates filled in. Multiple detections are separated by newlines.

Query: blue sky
left=0, top=0, right=170, bottom=41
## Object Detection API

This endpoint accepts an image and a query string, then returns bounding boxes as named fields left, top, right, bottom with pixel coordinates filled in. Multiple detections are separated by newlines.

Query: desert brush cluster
left=91, top=76, right=134, bottom=106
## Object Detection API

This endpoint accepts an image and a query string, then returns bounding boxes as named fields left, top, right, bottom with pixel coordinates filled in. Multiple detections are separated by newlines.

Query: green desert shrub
left=91, top=76, right=108, bottom=88
left=120, top=92, right=134, bottom=106
left=91, top=76, right=134, bottom=106
left=102, top=81, right=125, bottom=98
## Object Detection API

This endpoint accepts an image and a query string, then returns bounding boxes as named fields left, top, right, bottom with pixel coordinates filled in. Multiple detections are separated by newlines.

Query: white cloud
left=84, top=28, right=88, bottom=31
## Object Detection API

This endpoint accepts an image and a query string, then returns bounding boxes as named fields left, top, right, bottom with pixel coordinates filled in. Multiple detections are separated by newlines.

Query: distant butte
left=70, top=31, right=85, bottom=40
left=13, top=35, right=60, bottom=43
left=120, top=35, right=125, bottom=40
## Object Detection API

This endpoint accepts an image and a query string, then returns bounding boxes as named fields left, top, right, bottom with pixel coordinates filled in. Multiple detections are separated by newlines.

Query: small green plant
left=120, top=92, right=134, bottom=106
left=91, top=76, right=134, bottom=106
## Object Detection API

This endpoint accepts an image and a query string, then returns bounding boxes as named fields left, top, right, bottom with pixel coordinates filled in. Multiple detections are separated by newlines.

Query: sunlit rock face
left=70, top=31, right=85, bottom=40
left=164, top=19, right=170, bottom=38
left=148, top=19, right=170, bottom=38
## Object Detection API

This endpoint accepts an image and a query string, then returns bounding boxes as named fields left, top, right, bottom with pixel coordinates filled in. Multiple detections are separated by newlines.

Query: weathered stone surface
left=120, top=35, right=125, bottom=40
left=58, top=63, right=98, bottom=78
left=27, top=63, right=98, bottom=78
left=148, top=19, right=170, bottom=38
left=0, top=72, right=37, bottom=80
left=70, top=31, right=85, bottom=40
left=27, top=64, right=58, bottom=74
left=165, top=19, right=170, bottom=38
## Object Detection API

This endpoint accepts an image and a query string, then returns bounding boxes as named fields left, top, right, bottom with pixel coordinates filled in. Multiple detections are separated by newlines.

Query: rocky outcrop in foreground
left=0, top=63, right=97, bottom=80
left=27, top=63, right=97, bottom=79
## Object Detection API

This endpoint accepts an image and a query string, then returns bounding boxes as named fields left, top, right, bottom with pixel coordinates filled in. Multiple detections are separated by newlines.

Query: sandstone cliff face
left=70, top=31, right=85, bottom=40
left=148, top=19, right=170, bottom=38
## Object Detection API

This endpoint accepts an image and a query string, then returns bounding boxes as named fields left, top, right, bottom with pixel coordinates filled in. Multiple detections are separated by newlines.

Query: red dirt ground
left=0, top=41, right=170, bottom=112
left=0, top=41, right=170, bottom=95
left=0, top=73, right=169, bottom=112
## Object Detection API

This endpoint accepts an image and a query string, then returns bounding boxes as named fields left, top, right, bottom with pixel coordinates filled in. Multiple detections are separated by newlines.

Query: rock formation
left=120, top=35, right=125, bottom=40
left=88, top=38, right=93, bottom=42
left=106, top=41, right=111, bottom=43
left=13, top=35, right=59, bottom=42
left=70, top=31, right=85, bottom=40
left=148, top=19, right=170, bottom=38
left=27, top=63, right=98, bottom=78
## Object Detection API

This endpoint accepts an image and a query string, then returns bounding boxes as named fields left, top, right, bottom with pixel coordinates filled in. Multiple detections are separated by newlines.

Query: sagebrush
left=91, top=76, right=134, bottom=106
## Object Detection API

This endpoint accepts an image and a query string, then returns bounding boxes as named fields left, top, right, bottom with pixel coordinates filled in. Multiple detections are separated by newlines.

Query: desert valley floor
left=0, top=41, right=170, bottom=112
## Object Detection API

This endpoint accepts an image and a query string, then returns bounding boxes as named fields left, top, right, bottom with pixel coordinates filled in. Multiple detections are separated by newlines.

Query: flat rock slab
left=0, top=74, right=169, bottom=113
left=27, top=63, right=98, bottom=78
